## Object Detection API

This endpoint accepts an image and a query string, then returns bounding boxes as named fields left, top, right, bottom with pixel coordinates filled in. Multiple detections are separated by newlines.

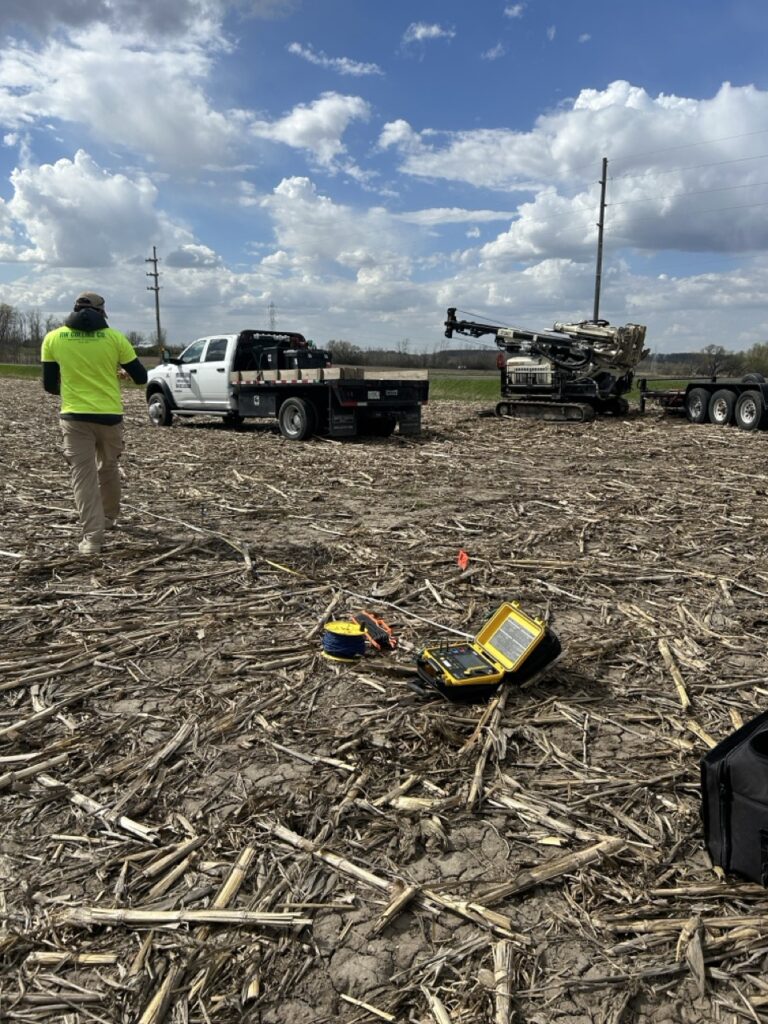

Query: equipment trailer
left=445, top=308, right=648, bottom=423
left=638, top=374, right=768, bottom=430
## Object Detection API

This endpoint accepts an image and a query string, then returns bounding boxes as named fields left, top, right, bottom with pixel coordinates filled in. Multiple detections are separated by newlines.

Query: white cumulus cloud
left=7, top=150, right=163, bottom=266
left=165, top=244, right=222, bottom=268
left=0, top=26, right=242, bottom=170
left=251, top=92, right=370, bottom=168
left=402, top=22, right=455, bottom=45
left=287, top=42, right=383, bottom=76
left=482, top=43, right=506, bottom=61
left=380, top=81, right=768, bottom=259
left=0, top=0, right=296, bottom=36
left=259, top=176, right=412, bottom=279
left=395, top=208, right=517, bottom=226
left=504, top=4, right=524, bottom=17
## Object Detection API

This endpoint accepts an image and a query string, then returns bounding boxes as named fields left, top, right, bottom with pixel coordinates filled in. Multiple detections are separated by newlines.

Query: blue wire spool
left=322, top=621, right=366, bottom=662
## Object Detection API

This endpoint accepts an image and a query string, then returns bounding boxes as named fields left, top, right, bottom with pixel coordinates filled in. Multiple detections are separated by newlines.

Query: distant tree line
left=637, top=342, right=768, bottom=379
left=325, top=339, right=498, bottom=370
left=1, top=298, right=766, bottom=377
left=0, top=302, right=160, bottom=364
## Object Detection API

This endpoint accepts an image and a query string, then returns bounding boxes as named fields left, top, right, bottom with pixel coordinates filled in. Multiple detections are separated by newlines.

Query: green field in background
left=428, top=375, right=499, bottom=401
left=0, top=364, right=696, bottom=403
left=1, top=362, right=501, bottom=399
left=0, top=363, right=39, bottom=379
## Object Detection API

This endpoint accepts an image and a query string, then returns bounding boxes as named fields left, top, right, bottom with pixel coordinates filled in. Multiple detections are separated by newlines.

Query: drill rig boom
left=444, top=308, right=648, bottom=421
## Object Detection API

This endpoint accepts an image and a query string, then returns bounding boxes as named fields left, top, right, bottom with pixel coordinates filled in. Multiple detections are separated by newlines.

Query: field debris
left=3, top=378, right=768, bottom=1022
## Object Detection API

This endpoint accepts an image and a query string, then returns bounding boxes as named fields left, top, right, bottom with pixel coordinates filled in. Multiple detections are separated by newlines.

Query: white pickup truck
left=145, top=329, right=429, bottom=440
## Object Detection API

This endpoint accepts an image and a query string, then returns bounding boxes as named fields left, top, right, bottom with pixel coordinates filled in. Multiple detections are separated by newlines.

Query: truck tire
left=147, top=392, right=173, bottom=427
left=708, top=389, right=736, bottom=426
left=686, top=387, right=710, bottom=424
left=735, top=390, right=766, bottom=431
left=742, top=373, right=766, bottom=384
left=278, top=397, right=315, bottom=441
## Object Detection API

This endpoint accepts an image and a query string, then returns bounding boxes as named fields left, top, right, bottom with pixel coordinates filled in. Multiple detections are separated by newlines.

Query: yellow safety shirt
left=41, top=326, right=137, bottom=415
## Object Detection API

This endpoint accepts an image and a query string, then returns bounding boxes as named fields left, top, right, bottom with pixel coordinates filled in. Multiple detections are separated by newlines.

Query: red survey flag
left=457, top=549, right=470, bottom=571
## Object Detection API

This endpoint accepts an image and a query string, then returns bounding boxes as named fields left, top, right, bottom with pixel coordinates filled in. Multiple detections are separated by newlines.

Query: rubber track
left=495, top=400, right=596, bottom=423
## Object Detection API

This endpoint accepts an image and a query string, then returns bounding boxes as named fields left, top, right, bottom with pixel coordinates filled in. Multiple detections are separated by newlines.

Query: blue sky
left=1, top=0, right=768, bottom=352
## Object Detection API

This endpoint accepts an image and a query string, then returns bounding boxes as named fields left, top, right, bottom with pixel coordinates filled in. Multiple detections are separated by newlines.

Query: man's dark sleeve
left=42, top=361, right=60, bottom=395
left=121, top=358, right=148, bottom=385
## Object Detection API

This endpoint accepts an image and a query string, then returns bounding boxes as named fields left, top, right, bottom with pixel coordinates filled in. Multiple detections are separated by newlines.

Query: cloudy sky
left=1, top=0, right=768, bottom=353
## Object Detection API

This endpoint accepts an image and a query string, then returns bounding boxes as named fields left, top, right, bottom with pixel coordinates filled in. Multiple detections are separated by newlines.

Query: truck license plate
left=367, top=390, right=380, bottom=400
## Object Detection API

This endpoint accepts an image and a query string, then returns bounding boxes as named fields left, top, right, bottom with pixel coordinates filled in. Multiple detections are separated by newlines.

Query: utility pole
left=145, top=246, right=163, bottom=354
left=593, top=156, right=608, bottom=323
left=268, top=301, right=277, bottom=329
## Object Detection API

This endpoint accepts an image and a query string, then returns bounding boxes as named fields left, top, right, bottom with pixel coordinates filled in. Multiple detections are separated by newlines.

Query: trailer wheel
left=735, top=390, right=766, bottom=431
left=147, top=392, right=173, bottom=427
left=708, top=389, right=736, bottom=426
left=686, top=387, right=710, bottom=424
left=278, top=397, right=315, bottom=440
left=742, top=373, right=766, bottom=384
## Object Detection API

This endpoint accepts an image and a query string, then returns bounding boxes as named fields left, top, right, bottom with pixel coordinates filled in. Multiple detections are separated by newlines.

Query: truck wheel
left=735, top=390, right=766, bottom=431
left=686, top=387, right=710, bottom=424
left=742, top=373, right=766, bottom=384
left=708, top=389, right=736, bottom=426
left=148, top=392, right=173, bottom=427
left=278, top=397, right=315, bottom=440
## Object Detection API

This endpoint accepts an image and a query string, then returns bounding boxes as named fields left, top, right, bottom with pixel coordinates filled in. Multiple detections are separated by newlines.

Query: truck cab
left=159, top=335, right=236, bottom=412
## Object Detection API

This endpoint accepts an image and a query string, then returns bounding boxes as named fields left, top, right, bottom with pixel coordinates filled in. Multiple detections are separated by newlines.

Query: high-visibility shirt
left=41, top=326, right=137, bottom=415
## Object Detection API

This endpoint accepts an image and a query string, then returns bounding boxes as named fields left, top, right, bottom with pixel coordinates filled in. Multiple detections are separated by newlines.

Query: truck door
left=169, top=339, right=207, bottom=408
left=194, top=337, right=233, bottom=409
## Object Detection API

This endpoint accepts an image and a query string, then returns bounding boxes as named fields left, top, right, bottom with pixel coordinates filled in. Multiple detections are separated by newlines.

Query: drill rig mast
left=445, top=308, right=648, bottom=422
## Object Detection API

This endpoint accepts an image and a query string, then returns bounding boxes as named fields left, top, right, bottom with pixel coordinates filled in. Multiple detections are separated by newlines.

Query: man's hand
left=117, top=367, right=129, bottom=380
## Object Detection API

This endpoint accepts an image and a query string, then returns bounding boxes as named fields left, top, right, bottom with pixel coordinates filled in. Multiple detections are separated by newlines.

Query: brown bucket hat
left=74, top=291, right=106, bottom=311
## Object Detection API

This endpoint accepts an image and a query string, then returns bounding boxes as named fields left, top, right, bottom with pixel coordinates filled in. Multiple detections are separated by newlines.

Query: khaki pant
left=60, top=420, right=124, bottom=545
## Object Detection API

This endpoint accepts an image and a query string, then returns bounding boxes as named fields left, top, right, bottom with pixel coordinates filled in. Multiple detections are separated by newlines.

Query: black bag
left=701, top=709, right=768, bottom=884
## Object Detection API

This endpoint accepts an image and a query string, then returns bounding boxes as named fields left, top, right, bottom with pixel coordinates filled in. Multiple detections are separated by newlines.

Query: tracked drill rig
left=445, top=308, right=648, bottom=423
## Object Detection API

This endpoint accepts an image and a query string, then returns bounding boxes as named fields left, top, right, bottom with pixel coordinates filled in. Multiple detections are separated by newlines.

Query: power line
left=609, top=127, right=768, bottom=167
left=548, top=128, right=768, bottom=180
left=616, top=197, right=768, bottom=222
left=609, top=179, right=768, bottom=207
left=610, top=152, right=768, bottom=182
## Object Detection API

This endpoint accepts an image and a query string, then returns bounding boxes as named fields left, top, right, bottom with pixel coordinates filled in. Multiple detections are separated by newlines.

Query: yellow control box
left=416, top=602, right=556, bottom=702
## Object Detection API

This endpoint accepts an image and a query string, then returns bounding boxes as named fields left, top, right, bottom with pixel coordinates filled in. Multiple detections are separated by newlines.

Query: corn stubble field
left=4, top=378, right=768, bottom=1023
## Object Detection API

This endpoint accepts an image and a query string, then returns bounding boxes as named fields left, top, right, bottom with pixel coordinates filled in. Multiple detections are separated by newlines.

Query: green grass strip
left=0, top=363, right=40, bottom=379
left=429, top=377, right=499, bottom=401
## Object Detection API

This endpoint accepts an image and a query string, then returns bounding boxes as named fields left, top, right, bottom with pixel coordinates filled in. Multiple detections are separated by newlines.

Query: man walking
left=42, top=292, right=148, bottom=556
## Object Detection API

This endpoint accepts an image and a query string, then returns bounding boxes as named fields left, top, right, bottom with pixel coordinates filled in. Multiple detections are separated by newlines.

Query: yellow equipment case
left=416, top=602, right=560, bottom=702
